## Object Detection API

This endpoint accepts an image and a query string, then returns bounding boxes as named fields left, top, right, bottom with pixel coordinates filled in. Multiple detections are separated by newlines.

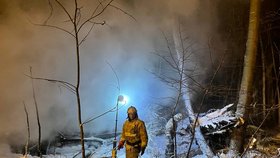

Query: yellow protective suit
left=120, top=118, right=148, bottom=158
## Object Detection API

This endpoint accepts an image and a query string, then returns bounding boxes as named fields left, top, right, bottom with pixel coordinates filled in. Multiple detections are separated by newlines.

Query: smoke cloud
left=0, top=144, right=14, bottom=158
left=0, top=0, right=227, bottom=148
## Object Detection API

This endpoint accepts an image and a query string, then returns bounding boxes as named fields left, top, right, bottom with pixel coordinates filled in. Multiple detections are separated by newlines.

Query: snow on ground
left=1, top=119, right=203, bottom=158
left=1, top=104, right=244, bottom=158
left=43, top=134, right=167, bottom=158
left=3, top=129, right=193, bottom=158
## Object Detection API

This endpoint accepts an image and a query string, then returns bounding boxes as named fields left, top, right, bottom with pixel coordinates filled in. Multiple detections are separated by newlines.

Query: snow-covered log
left=199, top=104, right=236, bottom=135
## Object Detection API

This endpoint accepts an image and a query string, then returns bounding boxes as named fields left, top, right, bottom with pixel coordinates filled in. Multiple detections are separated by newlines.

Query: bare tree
left=260, top=38, right=266, bottom=120
left=259, top=5, right=280, bottom=132
left=29, top=67, right=42, bottom=158
left=271, top=44, right=280, bottom=127
left=36, top=0, right=112, bottom=157
left=171, top=23, right=187, bottom=158
left=152, top=29, right=190, bottom=157
left=173, top=20, right=216, bottom=157
left=229, top=0, right=261, bottom=155
left=28, top=1, right=132, bottom=157
left=23, top=102, right=30, bottom=158
left=152, top=20, right=217, bottom=157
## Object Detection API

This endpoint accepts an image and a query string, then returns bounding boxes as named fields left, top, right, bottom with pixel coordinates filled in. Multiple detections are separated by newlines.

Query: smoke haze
left=0, top=0, right=229, bottom=147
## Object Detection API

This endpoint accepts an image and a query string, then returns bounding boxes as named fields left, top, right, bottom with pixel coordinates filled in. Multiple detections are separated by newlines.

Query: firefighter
left=117, top=106, right=148, bottom=158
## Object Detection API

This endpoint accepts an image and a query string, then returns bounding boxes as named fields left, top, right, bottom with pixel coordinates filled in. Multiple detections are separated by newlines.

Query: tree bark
left=229, top=0, right=261, bottom=155
left=173, top=22, right=214, bottom=157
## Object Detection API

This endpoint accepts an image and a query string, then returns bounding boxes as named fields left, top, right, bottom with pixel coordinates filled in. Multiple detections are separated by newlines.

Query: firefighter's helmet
left=127, top=106, right=138, bottom=120
left=127, top=106, right=137, bottom=114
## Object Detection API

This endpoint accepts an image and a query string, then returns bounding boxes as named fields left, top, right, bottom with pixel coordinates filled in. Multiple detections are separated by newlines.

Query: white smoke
left=0, top=144, right=15, bottom=158
left=0, top=0, right=226, bottom=147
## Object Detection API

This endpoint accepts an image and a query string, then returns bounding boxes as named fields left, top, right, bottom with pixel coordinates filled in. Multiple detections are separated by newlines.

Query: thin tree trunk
left=23, top=102, right=30, bottom=157
left=40, top=1, right=116, bottom=157
left=73, top=0, right=85, bottom=157
left=167, top=23, right=185, bottom=158
left=271, top=43, right=280, bottom=126
left=30, top=67, right=42, bottom=158
left=171, top=26, right=185, bottom=157
left=260, top=38, right=266, bottom=120
left=173, top=22, right=214, bottom=157
left=229, top=0, right=261, bottom=155
left=171, top=89, right=183, bottom=158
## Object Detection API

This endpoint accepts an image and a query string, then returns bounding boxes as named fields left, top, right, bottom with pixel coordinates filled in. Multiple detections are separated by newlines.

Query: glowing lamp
left=112, top=94, right=129, bottom=157
left=118, top=94, right=129, bottom=105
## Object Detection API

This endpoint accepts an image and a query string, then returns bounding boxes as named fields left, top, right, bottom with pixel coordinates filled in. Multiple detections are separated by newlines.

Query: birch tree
left=172, top=27, right=214, bottom=158
left=153, top=21, right=215, bottom=157
left=229, top=0, right=261, bottom=155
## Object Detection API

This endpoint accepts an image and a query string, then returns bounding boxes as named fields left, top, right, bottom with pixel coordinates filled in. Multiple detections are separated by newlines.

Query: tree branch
left=30, top=21, right=75, bottom=38
left=79, top=21, right=106, bottom=46
left=78, top=0, right=114, bottom=32
left=24, top=74, right=76, bottom=93
left=109, top=4, right=137, bottom=22
left=44, top=0, right=54, bottom=24
left=54, top=0, right=74, bottom=24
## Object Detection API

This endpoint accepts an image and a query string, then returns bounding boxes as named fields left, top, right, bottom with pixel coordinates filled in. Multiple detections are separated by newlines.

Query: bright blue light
left=118, top=94, right=129, bottom=105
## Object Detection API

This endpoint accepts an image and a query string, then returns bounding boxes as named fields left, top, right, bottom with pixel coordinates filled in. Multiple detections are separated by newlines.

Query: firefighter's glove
left=140, top=146, right=146, bottom=155
left=117, top=141, right=124, bottom=150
